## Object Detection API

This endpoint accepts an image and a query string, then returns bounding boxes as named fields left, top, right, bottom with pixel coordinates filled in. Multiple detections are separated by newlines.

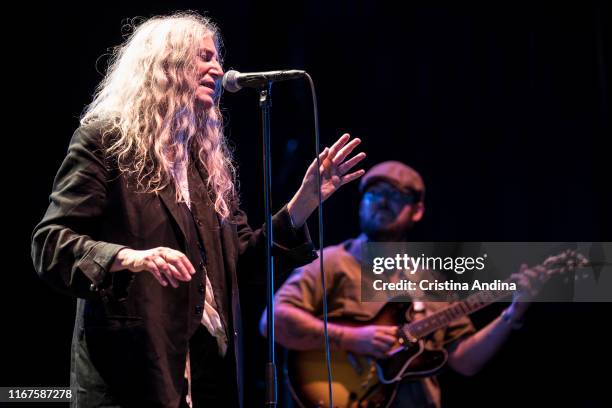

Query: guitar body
left=287, top=302, right=448, bottom=408
left=287, top=348, right=398, bottom=408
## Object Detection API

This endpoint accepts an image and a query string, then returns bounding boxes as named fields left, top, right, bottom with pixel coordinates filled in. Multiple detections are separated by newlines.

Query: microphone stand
left=260, top=81, right=277, bottom=408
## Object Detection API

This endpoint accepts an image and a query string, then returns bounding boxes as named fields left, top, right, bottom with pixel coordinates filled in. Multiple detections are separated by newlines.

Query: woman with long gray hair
left=32, top=11, right=365, bottom=407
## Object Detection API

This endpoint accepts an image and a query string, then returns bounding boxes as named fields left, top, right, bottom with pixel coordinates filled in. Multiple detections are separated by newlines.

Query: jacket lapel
left=194, top=157, right=243, bottom=408
left=157, top=183, right=188, bottom=244
left=189, top=161, right=232, bottom=330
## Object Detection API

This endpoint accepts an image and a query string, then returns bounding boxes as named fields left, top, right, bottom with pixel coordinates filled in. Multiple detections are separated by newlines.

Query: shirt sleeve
left=274, top=260, right=325, bottom=315
left=233, top=204, right=318, bottom=278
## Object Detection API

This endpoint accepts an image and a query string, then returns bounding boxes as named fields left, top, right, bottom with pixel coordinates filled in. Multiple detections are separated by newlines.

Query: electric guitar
left=287, top=251, right=586, bottom=408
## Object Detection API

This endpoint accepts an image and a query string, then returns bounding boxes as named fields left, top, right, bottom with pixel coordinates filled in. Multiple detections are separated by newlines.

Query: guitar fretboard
left=403, top=278, right=515, bottom=340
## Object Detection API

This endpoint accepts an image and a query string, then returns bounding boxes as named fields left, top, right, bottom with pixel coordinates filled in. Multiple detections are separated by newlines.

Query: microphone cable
left=304, top=72, right=334, bottom=408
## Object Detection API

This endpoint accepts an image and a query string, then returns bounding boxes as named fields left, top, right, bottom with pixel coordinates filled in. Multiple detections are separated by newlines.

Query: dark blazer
left=31, top=122, right=317, bottom=407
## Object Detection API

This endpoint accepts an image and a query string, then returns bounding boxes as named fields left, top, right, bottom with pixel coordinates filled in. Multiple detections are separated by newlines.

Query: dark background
left=3, top=1, right=611, bottom=407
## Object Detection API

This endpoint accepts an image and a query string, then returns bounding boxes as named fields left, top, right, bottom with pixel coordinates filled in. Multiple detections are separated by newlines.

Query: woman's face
left=195, top=36, right=223, bottom=109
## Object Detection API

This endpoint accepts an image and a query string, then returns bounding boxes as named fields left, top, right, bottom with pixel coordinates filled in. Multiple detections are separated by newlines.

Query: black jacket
left=31, top=122, right=317, bottom=407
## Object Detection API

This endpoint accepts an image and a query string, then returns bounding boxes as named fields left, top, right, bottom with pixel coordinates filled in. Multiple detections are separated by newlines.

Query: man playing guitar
left=260, top=161, right=553, bottom=408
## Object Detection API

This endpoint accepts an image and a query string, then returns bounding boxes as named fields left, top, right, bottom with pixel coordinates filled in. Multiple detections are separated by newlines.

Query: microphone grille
left=222, top=70, right=241, bottom=93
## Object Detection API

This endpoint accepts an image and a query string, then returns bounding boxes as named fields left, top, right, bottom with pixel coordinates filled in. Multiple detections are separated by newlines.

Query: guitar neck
left=403, top=278, right=515, bottom=340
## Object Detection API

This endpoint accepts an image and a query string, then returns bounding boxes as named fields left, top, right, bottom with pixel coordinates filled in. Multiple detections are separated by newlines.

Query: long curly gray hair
left=81, top=11, right=237, bottom=220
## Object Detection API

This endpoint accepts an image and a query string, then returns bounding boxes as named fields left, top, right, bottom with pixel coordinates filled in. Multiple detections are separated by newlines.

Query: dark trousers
left=180, top=324, right=239, bottom=408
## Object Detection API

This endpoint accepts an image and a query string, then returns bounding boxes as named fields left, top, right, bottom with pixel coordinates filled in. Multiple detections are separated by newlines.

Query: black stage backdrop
left=4, top=1, right=611, bottom=407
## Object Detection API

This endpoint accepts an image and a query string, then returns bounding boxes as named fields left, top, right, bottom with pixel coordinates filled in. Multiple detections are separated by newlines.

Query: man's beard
left=360, top=213, right=411, bottom=242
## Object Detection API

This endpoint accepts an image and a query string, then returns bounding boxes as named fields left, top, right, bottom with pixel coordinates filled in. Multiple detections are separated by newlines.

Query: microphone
left=222, top=69, right=306, bottom=93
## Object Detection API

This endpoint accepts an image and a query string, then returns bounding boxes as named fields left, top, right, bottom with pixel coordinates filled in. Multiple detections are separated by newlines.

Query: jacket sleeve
left=31, top=124, right=126, bottom=299
left=235, top=204, right=318, bottom=277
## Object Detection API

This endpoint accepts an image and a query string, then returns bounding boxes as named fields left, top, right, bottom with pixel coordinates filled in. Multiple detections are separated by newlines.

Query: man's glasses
left=363, top=188, right=420, bottom=206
